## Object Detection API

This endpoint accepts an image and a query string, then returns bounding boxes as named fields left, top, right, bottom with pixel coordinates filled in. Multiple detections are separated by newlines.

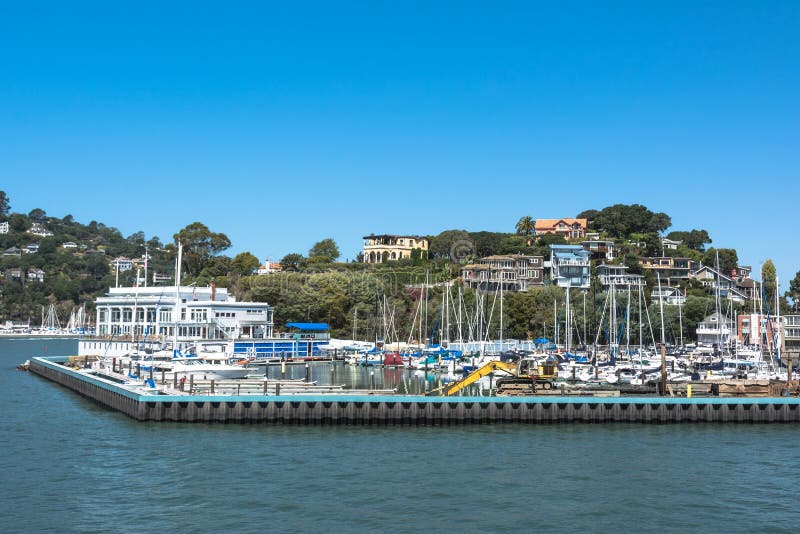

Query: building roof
left=285, top=322, right=330, bottom=331
left=362, top=234, right=427, bottom=240
left=535, top=218, right=587, bottom=230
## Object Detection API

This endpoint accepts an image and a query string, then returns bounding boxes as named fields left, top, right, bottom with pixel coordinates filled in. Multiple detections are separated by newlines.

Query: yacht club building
left=93, top=284, right=274, bottom=341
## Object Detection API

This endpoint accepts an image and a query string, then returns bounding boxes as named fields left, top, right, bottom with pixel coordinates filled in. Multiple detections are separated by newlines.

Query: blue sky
left=1, top=1, right=798, bottom=284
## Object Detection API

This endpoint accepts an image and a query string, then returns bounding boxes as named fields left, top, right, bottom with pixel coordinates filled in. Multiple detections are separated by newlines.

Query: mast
left=499, top=277, right=504, bottom=350
left=678, top=293, right=684, bottom=348
left=565, top=287, right=571, bottom=354
left=638, top=282, right=643, bottom=351
left=173, top=242, right=183, bottom=350
left=583, top=291, right=587, bottom=350
left=625, top=283, right=631, bottom=357
left=457, top=286, right=463, bottom=344
left=553, top=298, right=558, bottom=349
left=353, top=305, right=357, bottom=342
left=776, top=275, right=782, bottom=366
left=657, top=273, right=666, bottom=348
left=132, top=268, right=140, bottom=343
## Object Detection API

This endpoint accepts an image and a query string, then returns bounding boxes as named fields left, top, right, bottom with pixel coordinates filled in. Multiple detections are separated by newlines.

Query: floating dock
left=29, top=356, right=800, bottom=424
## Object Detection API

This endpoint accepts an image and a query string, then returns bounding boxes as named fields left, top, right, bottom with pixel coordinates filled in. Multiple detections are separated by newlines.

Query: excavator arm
left=441, top=360, right=518, bottom=396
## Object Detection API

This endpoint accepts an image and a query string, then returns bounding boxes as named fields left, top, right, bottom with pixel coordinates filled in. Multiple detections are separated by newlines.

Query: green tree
left=583, top=204, right=671, bottom=237
left=515, top=216, right=535, bottom=236
left=9, top=213, right=29, bottom=232
left=231, top=252, right=261, bottom=276
left=28, top=208, right=46, bottom=222
left=0, top=190, right=9, bottom=218
left=667, top=229, right=712, bottom=251
left=429, top=229, right=471, bottom=260
left=788, top=270, right=800, bottom=309
left=308, top=238, right=340, bottom=262
left=280, top=253, right=306, bottom=271
left=703, top=248, right=738, bottom=275
left=173, top=222, right=232, bottom=276
left=762, top=259, right=777, bottom=307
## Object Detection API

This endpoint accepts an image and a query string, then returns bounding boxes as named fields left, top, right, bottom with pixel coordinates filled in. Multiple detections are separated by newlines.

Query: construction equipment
left=438, top=358, right=558, bottom=396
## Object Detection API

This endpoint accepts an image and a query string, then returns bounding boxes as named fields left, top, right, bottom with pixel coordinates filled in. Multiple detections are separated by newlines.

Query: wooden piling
left=189, top=374, right=194, bottom=394
left=211, top=379, right=215, bottom=394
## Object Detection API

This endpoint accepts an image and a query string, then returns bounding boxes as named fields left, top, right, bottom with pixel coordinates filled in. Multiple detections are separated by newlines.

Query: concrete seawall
left=29, top=357, right=800, bottom=424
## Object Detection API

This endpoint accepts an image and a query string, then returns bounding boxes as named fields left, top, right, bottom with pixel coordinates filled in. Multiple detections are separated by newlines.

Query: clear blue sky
left=2, top=2, right=798, bottom=285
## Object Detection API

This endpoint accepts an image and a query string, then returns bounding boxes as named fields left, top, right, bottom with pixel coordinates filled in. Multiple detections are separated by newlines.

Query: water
left=3, top=338, right=800, bottom=533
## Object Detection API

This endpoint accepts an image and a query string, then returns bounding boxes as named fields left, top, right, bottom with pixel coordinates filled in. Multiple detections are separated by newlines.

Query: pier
left=29, top=356, right=800, bottom=424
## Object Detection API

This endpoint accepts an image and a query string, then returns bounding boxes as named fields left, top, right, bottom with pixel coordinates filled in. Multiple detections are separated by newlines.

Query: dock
left=28, top=356, right=800, bottom=424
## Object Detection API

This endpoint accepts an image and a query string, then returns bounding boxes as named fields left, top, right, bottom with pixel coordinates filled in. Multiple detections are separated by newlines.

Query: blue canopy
left=535, top=338, right=550, bottom=344
left=285, top=322, right=330, bottom=331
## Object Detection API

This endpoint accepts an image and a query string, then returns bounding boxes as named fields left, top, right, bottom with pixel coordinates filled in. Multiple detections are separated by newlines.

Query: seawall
left=29, top=356, right=800, bottom=424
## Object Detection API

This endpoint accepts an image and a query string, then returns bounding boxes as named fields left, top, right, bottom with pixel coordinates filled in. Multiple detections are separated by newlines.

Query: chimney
left=210, top=281, right=216, bottom=302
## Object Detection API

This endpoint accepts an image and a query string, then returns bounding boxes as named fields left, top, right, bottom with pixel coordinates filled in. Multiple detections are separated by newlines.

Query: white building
left=30, top=222, right=53, bottom=237
left=92, top=285, right=274, bottom=341
left=0, top=221, right=8, bottom=234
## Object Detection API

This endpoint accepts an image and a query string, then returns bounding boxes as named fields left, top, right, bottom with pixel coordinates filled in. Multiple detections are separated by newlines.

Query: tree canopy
left=173, top=222, right=231, bottom=276
left=667, top=229, right=712, bottom=251
left=0, top=190, right=9, bottom=218
left=580, top=204, right=671, bottom=238
left=515, top=216, right=535, bottom=236
left=702, top=248, right=738, bottom=275
left=762, top=259, right=777, bottom=307
left=231, top=252, right=261, bottom=276
left=308, top=238, right=340, bottom=262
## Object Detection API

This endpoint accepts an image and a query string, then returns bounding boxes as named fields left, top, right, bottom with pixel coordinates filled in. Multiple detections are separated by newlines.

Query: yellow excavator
left=437, top=357, right=558, bottom=396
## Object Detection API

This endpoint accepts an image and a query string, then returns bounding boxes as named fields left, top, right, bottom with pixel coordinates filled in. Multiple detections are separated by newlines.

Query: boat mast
left=132, top=268, right=140, bottom=344
left=565, top=287, right=570, bottom=354
left=499, top=277, right=504, bottom=350
left=173, top=242, right=183, bottom=350
left=657, top=273, right=666, bottom=348
left=625, top=283, right=631, bottom=357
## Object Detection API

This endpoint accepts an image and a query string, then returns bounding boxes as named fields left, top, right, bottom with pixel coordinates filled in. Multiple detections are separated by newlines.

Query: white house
left=0, top=221, right=8, bottom=234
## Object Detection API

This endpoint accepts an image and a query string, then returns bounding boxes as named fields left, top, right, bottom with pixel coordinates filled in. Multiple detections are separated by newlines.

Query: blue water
left=3, top=338, right=800, bottom=533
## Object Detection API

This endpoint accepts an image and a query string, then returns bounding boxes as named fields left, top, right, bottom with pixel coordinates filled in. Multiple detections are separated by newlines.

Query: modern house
left=461, top=254, right=544, bottom=292
left=660, top=237, right=682, bottom=251
left=737, top=313, right=782, bottom=351
left=547, top=245, right=590, bottom=288
left=62, top=241, right=78, bottom=249
left=0, top=221, right=8, bottom=234
left=5, top=267, right=22, bottom=281
left=696, top=312, right=736, bottom=347
left=639, top=256, right=700, bottom=286
left=111, top=256, right=134, bottom=272
left=26, top=268, right=45, bottom=282
left=534, top=218, right=588, bottom=240
left=784, top=315, right=800, bottom=357
left=29, top=222, right=53, bottom=237
left=24, top=243, right=39, bottom=254
left=3, top=246, right=22, bottom=257
left=595, top=264, right=645, bottom=289
left=362, top=234, right=429, bottom=263
left=581, top=240, right=615, bottom=261
left=650, top=286, right=686, bottom=306
left=690, top=266, right=749, bottom=302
